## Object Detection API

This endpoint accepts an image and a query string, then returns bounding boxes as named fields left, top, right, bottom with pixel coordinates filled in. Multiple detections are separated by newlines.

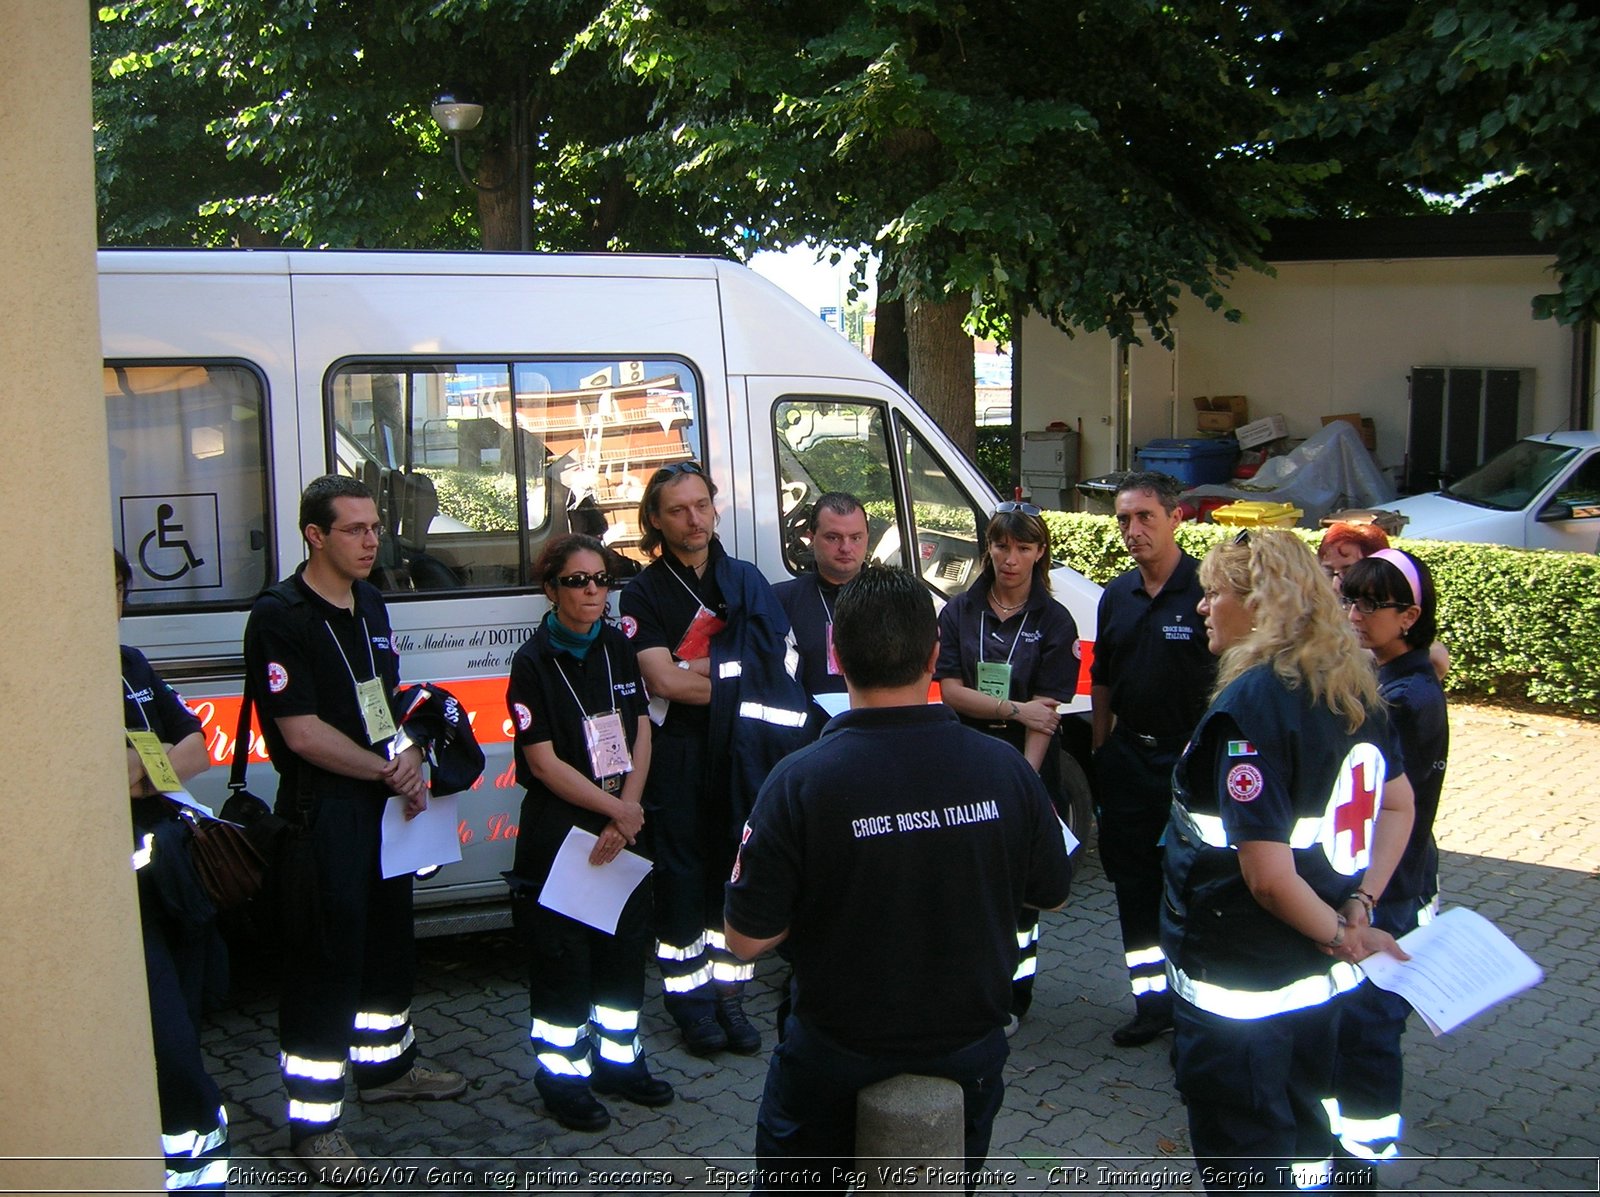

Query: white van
left=102, top=249, right=1102, bottom=932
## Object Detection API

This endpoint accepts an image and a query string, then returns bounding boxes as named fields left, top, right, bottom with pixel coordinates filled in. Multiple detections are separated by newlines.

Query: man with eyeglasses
left=619, top=461, right=811, bottom=1059
left=774, top=492, right=870, bottom=712
left=1091, top=471, right=1217, bottom=1048
left=243, top=475, right=466, bottom=1169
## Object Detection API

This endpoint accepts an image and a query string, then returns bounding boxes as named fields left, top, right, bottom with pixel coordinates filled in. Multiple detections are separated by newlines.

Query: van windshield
left=1442, top=440, right=1579, bottom=511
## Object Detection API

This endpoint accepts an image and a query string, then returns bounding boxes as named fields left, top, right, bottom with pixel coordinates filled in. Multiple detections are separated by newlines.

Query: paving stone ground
left=208, top=700, right=1600, bottom=1195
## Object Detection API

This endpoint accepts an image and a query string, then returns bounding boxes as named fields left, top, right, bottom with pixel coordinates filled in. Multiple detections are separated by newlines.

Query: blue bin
left=1135, top=437, right=1239, bottom=487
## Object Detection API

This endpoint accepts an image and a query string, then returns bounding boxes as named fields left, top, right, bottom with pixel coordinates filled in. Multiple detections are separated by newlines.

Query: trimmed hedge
left=1040, top=512, right=1600, bottom=717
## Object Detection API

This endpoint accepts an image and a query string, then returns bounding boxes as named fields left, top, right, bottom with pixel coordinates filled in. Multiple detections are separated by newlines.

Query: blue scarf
left=544, top=610, right=602, bottom=660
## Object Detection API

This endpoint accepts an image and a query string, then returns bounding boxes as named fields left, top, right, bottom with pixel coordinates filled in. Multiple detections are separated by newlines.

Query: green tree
left=94, top=0, right=732, bottom=254
left=1308, top=0, right=1600, bottom=323
left=578, top=0, right=1337, bottom=454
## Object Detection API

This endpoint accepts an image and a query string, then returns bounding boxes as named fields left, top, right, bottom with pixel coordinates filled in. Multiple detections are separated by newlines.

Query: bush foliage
left=1041, top=512, right=1600, bottom=717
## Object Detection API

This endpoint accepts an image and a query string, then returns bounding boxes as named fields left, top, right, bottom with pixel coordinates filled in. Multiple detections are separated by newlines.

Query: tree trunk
left=906, top=291, right=976, bottom=460
left=871, top=294, right=910, bottom=388
left=474, top=138, right=521, bottom=251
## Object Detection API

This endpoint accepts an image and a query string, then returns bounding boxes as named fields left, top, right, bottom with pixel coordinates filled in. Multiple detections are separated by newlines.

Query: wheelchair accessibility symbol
left=121, top=494, right=222, bottom=592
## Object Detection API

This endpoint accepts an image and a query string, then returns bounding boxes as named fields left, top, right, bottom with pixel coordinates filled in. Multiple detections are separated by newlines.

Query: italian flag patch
left=1227, top=740, right=1257, bottom=757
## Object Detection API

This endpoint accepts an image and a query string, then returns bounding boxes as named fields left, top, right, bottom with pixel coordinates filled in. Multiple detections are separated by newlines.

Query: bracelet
left=1325, top=912, right=1348, bottom=948
left=1353, top=889, right=1377, bottom=917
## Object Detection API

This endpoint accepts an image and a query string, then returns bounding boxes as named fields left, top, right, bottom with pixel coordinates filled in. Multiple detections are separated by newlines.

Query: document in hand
left=1358, top=906, right=1543, bottom=1035
left=539, top=827, right=653, bottom=935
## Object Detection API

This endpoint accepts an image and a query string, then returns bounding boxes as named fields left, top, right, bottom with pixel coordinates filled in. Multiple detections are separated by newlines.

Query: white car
left=1386, top=431, right=1600, bottom=552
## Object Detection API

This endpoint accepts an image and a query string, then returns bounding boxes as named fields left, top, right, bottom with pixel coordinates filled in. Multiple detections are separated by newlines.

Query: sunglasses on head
left=656, top=461, right=704, bottom=479
left=994, top=500, right=1042, bottom=517
left=555, top=571, right=616, bottom=590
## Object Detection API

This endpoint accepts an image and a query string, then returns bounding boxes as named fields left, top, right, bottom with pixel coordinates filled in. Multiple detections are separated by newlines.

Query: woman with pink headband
left=1329, top=547, right=1449, bottom=1186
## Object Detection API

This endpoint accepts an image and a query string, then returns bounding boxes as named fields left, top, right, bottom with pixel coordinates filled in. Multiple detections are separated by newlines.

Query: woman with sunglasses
left=504, top=534, right=673, bottom=1133
left=1328, top=548, right=1448, bottom=1184
left=1164, top=529, right=1415, bottom=1192
left=1318, top=521, right=1450, bottom=680
left=934, top=500, right=1080, bottom=1026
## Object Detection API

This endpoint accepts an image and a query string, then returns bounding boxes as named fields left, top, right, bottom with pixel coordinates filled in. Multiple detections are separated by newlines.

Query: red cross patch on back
left=1321, top=743, right=1387, bottom=875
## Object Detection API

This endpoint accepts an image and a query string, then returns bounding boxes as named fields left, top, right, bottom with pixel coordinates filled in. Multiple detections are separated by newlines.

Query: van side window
left=106, top=362, right=271, bottom=610
left=328, top=359, right=701, bottom=591
left=774, top=399, right=902, bottom=574
left=899, top=421, right=984, bottom=599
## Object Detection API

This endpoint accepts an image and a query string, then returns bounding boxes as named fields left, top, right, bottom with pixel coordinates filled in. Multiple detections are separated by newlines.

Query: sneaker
left=592, top=1061, right=676, bottom=1108
left=359, top=1063, right=468, bottom=1103
left=293, top=1129, right=364, bottom=1174
left=536, top=1077, right=612, bottom=1133
left=678, top=1013, right=729, bottom=1057
left=1111, top=1004, right=1173, bottom=1047
left=715, top=990, right=762, bottom=1055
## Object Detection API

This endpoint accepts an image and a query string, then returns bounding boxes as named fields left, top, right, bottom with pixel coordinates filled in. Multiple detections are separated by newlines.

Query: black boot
left=534, top=1072, right=611, bottom=1133
left=1111, top=992, right=1173, bottom=1047
left=591, top=1059, right=675, bottom=1108
left=716, top=985, right=762, bottom=1055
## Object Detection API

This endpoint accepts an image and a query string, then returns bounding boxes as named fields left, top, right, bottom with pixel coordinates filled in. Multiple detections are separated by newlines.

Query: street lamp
left=431, top=81, right=532, bottom=252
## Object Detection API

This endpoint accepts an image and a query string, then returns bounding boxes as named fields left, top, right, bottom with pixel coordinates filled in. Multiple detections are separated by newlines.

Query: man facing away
left=1090, top=471, right=1216, bottom=1047
left=726, top=564, right=1073, bottom=1194
left=773, top=491, right=869, bottom=710
left=618, top=461, right=810, bottom=1059
left=243, top=475, right=465, bottom=1166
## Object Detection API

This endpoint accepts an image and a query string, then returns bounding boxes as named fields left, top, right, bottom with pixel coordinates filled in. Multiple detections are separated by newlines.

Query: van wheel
left=1056, top=750, right=1095, bottom=854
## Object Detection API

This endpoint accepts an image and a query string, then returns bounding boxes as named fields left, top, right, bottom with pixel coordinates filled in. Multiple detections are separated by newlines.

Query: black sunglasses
left=994, top=500, right=1043, bottom=517
left=555, top=571, right=616, bottom=590
left=656, top=461, right=704, bottom=479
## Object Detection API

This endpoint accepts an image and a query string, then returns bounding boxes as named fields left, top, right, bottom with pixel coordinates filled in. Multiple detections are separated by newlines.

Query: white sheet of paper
left=163, top=789, right=215, bottom=819
left=814, top=692, right=851, bottom=719
left=380, top=793, right=463, bottom=879
left=538, top=827, right=653, bottom=935
left=1358, top=906, right=1543, bottom=1035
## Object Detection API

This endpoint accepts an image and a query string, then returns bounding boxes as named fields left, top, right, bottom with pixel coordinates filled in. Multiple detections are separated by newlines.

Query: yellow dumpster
left=1209, top=500, right=1304, bottom=528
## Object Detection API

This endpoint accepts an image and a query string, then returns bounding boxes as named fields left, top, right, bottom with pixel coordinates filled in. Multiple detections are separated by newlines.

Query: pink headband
left=1368, top=549, right=1421, bottom=606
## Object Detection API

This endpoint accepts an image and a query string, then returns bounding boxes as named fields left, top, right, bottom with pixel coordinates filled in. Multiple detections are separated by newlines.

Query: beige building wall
left=0, top=3, right=165, bottom=1191
left=1022, top=255, right=1571, bottom=489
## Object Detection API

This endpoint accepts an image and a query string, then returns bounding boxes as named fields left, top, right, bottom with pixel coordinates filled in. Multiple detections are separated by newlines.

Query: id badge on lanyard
left=125, top=731, right=185, bottom=794
left=675, top=603, right=726, bottom=661
left=583, top=710, right=634, bottom=780
left=976, top=659, right=1013, bottom=701
left=356, top=677, right=398, bottom=746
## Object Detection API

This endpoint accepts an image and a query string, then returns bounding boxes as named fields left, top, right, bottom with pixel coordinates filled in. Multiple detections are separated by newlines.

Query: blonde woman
left=1160, top=530, right=1415, bottom=1193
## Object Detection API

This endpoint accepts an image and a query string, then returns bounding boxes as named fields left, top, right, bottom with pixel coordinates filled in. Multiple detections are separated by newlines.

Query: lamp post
left=431, top=68, right=532, bottom=252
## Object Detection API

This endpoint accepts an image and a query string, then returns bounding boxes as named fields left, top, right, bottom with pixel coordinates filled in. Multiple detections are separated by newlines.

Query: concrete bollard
left=854, top=1074, right=965, bottom=1193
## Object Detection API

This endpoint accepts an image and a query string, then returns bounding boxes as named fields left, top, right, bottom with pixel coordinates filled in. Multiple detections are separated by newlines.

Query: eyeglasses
left=330, top=522, right=385, bottom=540
left=994, top=501, right=1042, bottom=516
left=656, top=461, right=704, bottom=479
left=1338, top=595, right=1411, bottom=615
left=1232, top=529, right=1251, bottom=546
left=556, top=571, right=616, bottom=590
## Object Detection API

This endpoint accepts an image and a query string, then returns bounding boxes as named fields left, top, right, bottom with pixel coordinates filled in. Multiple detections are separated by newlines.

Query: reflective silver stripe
left=784, top=637, right=800, bottom=680
left=1325, top=1098, right=1402, bottom=1158
left=656, top=934, right=707, bottom=962
left=353, top=1007, right=409, bottom=1031
left=1125, top=946, right=1165, bottom=968
left=1177, top=805, right=1323, bottom=849
left=590, top=1005, right=638, bottom=1033
left=738, top=700, right=809, bottom=728
left=536, top=1051, right=592, bottom=1078
left=704, top=928, right=728, bottom=951
left=131, top=834, right=155, bottom=872
left=710, top=959, right=754, bottom=982
left=593, top=1035, right=641, bottom=1064
left=1016, top=926, right=1040, bottom=950
left=661, top=963, right=712, bottom=992
left=280, top=1052, right=346, bottom=1081
left=1417, top=901, right=1437, bottom=927
left=1291, top=1159, right=1331, bottom=1189
left=1011, top=955, right=1038, bottom=981
left=167, top=1158, right=230, bottom=1190
left=287, top=1098, right=342, bottom=1124
left=1169, top=961, right=1361, bottom=1019
left=1130, top=973, right=1169, bottom=996
left=719, top=661, right=743, bottom=679
left=349, top=1026, right=414, bottom=1063
left=530, top=1019, right=585, bottom=1048
left=160, top=1112, right=228, bottom=1158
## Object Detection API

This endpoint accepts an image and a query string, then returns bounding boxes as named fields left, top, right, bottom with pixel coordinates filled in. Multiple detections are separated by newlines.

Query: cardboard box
left=1193, top=395, right=1249, bottom=432
left=1235, top=413, right=1289, bottom=449
left=1321, top=413, right=1377, bottom=452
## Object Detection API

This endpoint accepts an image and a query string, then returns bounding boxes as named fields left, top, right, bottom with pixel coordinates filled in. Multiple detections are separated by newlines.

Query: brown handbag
left=176, top=804, right=268, bottom=910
